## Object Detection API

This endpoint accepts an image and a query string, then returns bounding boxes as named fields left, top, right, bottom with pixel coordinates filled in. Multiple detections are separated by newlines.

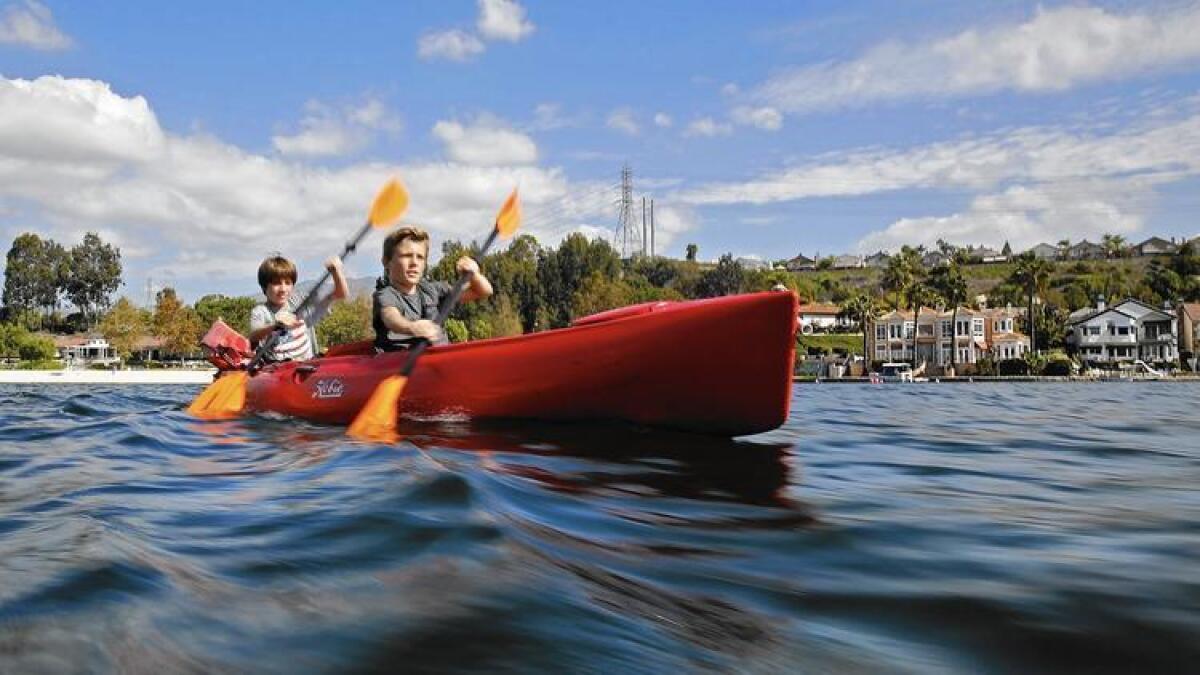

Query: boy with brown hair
left=373, top=226, right=492, bottom=351
left=250, top=254, right=349, bottom=361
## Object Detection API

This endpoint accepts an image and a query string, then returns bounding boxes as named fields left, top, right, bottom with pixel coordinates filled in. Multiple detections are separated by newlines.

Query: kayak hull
left=243, top=292, right=797, bottom=436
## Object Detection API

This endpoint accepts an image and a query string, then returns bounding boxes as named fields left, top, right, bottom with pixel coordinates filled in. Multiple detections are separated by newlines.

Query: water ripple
left=1, top=382, right=1199, bottom=672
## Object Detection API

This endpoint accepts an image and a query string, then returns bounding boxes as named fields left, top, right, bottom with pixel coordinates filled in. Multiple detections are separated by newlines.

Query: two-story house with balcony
left=1066, top=299, right=1177, bottom=367
left=868, top=306, right=1029, bottom=373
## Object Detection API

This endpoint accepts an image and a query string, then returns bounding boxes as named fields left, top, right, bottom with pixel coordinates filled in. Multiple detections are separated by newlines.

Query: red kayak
left=230, top=292, right=797, bottom=436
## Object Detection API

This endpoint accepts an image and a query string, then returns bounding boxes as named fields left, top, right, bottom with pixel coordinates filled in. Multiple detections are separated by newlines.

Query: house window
left=1088, top=325, right=1101, bottom=336
left=889, top=324, right=902, bottom=339
left=876, top=325, right=887, bottom=339
left=941, top=321, right=952, bottom=338
left=972, top=319, right=984, bottom=336
left=903, top=322, right=914, bottom=339
left=956, top=320, right=969, bottom=335
left=1116, top=326, right=1130, bottom=336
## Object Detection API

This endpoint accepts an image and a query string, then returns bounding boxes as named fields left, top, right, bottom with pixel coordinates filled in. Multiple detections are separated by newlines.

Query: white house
left=797, top=303, right=850, bottom=334
left=1066, top=298, right=1177, bottom=366
left=1027, top=243, right=1059, bottom=260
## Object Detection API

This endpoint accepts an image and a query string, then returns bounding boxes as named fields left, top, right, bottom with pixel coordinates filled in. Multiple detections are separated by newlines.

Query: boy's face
left=387, top=238, right=428, bottom=290
left=264, top=278, right=293, bottom=306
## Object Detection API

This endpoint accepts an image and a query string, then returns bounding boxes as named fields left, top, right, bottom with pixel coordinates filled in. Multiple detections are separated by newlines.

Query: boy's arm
left=326, top=257, right=349, bottom=301
left=456, top=256, right=494, bottom=303
left=380, top=305, right=442, bottom=341
left=248, top=306, right=279, bottom=347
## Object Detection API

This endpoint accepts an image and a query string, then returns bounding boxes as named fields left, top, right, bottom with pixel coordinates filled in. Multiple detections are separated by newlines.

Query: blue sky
left=2, top=0, right=1200, bottom=303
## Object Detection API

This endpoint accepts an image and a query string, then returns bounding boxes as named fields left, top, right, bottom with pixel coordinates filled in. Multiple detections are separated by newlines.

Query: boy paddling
left=249, top=255, right=349, bottom=361
left=373, top=227, right=492, bottom=350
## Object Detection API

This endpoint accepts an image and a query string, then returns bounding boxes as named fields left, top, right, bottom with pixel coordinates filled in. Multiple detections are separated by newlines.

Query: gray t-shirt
left=249, top=291, right=334, bottom=361
left=372, top=280, right=453, bottom=351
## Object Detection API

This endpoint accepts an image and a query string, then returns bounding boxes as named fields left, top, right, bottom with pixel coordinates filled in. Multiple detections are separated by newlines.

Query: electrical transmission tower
left=614, top=164, right=643, bottom=258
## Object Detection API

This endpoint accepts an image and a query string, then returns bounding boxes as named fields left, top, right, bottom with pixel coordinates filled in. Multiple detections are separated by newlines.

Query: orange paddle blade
left=495, top=187, right=520, bottom=237
left=186, top=371, right=248, bottom=419
left=368, top=178, right=409, bottom=228
left=347, top=374, right=408, bottom=441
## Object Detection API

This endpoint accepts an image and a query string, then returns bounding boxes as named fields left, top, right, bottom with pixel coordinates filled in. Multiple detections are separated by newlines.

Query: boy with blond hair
left=373, top=226, right=492, bottom=351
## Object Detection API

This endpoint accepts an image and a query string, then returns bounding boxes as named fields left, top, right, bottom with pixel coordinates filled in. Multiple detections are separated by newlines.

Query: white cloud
left=721, top=83, right=740, bottom=97
left=677, top=100, right=1200, bottom=251
left=272, top=97, right=401, bottom=158
left=684, top=117, right=732, bottom=138
left=477, top=0, right=534, bottom=42
left=856, top=180, right=1151, bottom=253
left=755, top=5, right=1200, bottom=113
left=653, top=112, right=673, bottom=128
left=731, top=106, right=783, bottom=131
left=432, top=117, right=538, bottom=166
left=418, top=29, right=485, bottom=62
left=0, top=75, right=625, bottom=300
left=531, top=102, right=581, bottom=131
left=0, top=0, right=71, bottom=50
left=607, top=108, right=639, bottom=136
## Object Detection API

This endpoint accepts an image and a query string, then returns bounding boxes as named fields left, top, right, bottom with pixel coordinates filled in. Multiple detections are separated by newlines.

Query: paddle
left=187, top=178, right=410, bottom=419
left=348, top=188, right=521, bottom=440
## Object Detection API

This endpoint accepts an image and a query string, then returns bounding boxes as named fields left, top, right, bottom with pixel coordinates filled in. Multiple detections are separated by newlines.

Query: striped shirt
left=249, top=291, right=334, bottom=362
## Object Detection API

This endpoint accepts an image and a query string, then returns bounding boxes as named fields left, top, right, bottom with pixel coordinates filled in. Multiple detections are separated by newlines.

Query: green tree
left=99, top=297, right=146, bottom=363
left=903, top=282, right=938, bottom=366
left=194, top=294, right=257, bottom=337
left=839, top=293, right=880, bottom=370
left=880, top=245, right=923, bottom=309
left=685, top=243, right=698, bottom=262
left=444, top=318, right=469, bottom=343
left=3, top=233, right=68, bottom=329
left=536, top=233, right=621, bottom=328
left=1145, top=258, right=1183, bottom=303
left=66, top=232, right=122, bottom=328
left=1101, top=233, right=1128, bottom=259
left=153, top=288, right=204, bottom=361
left=572, top=272, right=634, bottom=318
left=928, top=262, right=968, bottom=373
left=316, top=295, right=372, bottom=348
left=696, top=254, right=744, bottom=297
left=1008, top=252, right=1053, bottom=354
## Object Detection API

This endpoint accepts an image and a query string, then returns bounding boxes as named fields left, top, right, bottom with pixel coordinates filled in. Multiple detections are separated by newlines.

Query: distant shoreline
left=796, top=375, right=1200, bottom=383
left=0, top=369, right=215, bottom=384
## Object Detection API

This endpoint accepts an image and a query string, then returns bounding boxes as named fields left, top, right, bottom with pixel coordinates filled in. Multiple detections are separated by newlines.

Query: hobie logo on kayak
left=312, top=378, right=345, bottom=400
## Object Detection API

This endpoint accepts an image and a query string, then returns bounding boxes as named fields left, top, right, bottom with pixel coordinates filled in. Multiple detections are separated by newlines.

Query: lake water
left=1, top=383, right=1198, bottom=673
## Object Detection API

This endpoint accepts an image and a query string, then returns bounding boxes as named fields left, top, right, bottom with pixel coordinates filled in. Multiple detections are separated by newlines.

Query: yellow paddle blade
left=495, top=187, right=520, bottom=237
left=347, top=374, right=408, bottom=441
left=368, top=178, right=409, bottom=228
left=186, top=371, right=248, bottom=419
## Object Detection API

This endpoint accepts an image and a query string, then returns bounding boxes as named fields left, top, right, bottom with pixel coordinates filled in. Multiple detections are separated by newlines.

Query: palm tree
left=1056, top=238, right=1071, bottom=261
left=929, top=262, right=968, bottom=374
left=1009, top=252, right=1053, bottom=354
left=1101, top=233, right=1128, bottom=259
left=881, top=245, right=922, bottom=309
left=840, top=293, right=880, bottom=372
left=903, top=282, right=938, bottom=367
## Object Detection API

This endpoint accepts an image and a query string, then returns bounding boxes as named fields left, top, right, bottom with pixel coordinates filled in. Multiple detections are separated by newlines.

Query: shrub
left=1042, top=359, right=1073, bottom=376
left=997, top=358, right=1030, bottom=376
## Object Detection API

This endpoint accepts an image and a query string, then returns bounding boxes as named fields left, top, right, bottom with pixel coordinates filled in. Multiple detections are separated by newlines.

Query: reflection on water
left=1, top=383, right=1199, bottom=673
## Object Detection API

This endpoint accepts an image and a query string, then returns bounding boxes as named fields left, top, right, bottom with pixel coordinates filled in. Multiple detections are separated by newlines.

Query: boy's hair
left=257, top=255, right=297, bottom=291
left=382, top=226, right=430, bottom=263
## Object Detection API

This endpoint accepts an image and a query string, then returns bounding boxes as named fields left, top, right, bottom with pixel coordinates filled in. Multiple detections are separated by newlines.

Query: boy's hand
left=324, top=256, right=343, bottom=272
left=274, top=311, right=301, bottom=329
left=410, top=319, right=443, bottom=342
left=455, top=256, right=480, bottom=278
